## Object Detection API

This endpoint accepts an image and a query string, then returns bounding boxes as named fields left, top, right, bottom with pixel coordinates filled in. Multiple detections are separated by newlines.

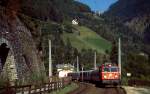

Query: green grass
left=62, top=26, right=111, bottom=53
left=50, top=83, right=78, bottom=94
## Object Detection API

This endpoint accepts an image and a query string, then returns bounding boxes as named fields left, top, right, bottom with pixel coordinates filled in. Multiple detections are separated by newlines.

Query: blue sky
left=77, top=0, right=118, bottom=12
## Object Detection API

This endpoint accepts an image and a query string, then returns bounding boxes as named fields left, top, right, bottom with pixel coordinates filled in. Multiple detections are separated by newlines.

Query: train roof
left=68, top=70, right=94, bottom=74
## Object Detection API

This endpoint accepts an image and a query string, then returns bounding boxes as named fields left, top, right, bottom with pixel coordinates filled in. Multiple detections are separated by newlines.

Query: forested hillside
left=105, top=0, right=150, bottom=53
left=11, top=0, right=111, bottom=72
left=105, top=0, right=150, bottom=81
left=20, top=0, right=91, bottom=22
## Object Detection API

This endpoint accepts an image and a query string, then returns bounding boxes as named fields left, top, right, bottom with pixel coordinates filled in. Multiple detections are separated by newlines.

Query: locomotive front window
left=103, top=68, right=110, bottom=72
left=111, top=68, right=118, bottom=72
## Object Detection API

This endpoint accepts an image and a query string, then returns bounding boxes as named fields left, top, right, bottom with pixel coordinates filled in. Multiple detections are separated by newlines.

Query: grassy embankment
left=62, top=26, right=111, bottom=54
left=50, top=83, right=78, bottom=94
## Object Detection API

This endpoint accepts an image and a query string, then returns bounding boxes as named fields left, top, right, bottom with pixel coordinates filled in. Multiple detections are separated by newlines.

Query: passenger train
left=68, top=63, right=121, bottom=86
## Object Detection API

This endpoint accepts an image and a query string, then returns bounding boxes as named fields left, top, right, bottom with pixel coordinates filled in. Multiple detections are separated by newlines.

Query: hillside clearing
left=62, top=26, right=111, bottom=53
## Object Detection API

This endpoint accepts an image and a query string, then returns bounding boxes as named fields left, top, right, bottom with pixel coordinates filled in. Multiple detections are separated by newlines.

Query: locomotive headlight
left=104, top=75, right=107, bottom=79
left=115, top=75, right=118, bottom=78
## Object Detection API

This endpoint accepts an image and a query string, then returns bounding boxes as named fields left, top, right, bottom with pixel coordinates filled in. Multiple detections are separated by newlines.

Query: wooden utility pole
left=49, top=40, right=52, bottom=77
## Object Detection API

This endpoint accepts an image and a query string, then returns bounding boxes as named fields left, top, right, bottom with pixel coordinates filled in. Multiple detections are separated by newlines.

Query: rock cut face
left=0, top=7, right=45, bottom=84
left=0, top=39, right=18, bottom=83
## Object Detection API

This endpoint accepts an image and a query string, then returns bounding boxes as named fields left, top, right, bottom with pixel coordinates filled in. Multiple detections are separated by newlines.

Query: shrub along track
left=68, top=82, right=126, bottom=94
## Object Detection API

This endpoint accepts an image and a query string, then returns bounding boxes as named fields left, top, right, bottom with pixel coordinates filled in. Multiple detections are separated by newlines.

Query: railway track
left=69, top=82, right=126, bottom=94
left=67, top=82, right=90, bottom=94
left=103, top=87, right=126, bottom=94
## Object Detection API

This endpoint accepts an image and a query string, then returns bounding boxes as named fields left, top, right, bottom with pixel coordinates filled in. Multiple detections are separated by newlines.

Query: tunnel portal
left=0, top=43, right=10, bottom=72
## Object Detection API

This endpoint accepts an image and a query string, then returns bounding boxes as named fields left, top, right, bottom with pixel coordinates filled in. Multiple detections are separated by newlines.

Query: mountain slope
left=62, top=26, right=111, bottom=53
left=104, top=0, right=150, bottom=81
left=105, top=0, right=150, bottom=21
left=21, top=0, right=91, bottom=22
left=105, top=0, right=150, bottom=36
left=105, top=0, right=150, bottom=53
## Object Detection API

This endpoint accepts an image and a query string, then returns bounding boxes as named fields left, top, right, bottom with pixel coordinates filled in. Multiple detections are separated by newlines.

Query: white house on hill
left=72, top=19, right=78, bottom=25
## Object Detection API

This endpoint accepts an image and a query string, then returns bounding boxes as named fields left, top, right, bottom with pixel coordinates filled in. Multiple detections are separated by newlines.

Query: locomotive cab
left=101, top=64, right=121, bottom=85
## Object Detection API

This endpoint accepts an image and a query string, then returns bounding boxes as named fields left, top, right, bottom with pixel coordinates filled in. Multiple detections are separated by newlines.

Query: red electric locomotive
left=99, top=63, right=121, bottom=85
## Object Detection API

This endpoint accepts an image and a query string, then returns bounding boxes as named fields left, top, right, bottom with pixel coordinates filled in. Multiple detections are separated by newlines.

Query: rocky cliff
left=0, top=6, right=45, bottom=85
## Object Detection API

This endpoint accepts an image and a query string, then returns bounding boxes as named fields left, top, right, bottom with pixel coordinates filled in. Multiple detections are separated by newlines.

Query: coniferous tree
left=110, top=41, right=118, bottom=65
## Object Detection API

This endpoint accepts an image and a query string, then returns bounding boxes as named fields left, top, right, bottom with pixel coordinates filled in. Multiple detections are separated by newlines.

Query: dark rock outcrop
left=0, top=7, right=45, bottom=84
